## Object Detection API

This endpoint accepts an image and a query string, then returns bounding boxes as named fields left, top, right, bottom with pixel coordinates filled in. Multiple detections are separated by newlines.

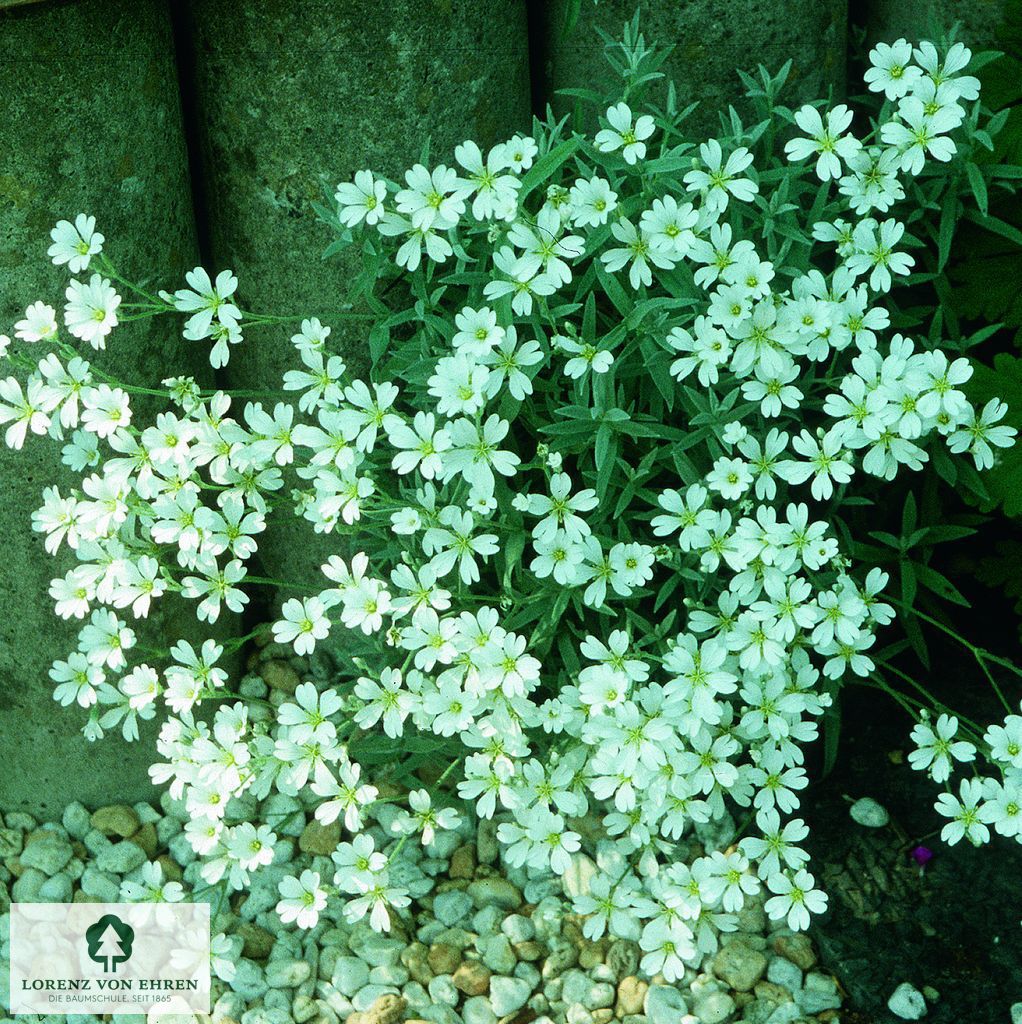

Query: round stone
left=888, top=982, right=927, bottom=1020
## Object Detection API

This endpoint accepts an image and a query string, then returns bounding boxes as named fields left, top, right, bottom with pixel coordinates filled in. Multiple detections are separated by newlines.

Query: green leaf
left=965, top=352, right=1022, bottom=516
left=966, top=162, right=989, bottom=216
left=518, top=137, right=581, bottom=203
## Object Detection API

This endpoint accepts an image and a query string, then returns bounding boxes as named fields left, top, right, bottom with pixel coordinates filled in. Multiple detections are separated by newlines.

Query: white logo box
left=9, top=902, right=210, bottom=1015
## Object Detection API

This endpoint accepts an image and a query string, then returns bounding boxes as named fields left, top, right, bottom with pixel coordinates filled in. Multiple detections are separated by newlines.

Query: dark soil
left=803, top=641, right=1022, bottom=1023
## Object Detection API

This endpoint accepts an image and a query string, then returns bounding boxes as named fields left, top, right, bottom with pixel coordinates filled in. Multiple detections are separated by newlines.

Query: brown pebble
left=449, top=844, right=476, bottom=879
left=452, top=961, right=491, bottom=996
left=90, top=804, right=140, bottom=838
left=237, top=921, right=274, bottom=960
left=130, top=822, right=158, bottom=858
left=615, top=976, right=647, bottom=1016
left=591, top=1011, right=613, bottom=1024
left=754, top=981, right=794, bottom=1003
left=513, top=940, right=544, bottom=961
left=156, top=854, right=183, bottom=882
left=362, top=993, right=406, bottom=1024
left=260, top=660, right=299, bottom=693
left=578, top=938, right=607, bottom=969
left=299, top=819, right=341, bottom=856
left=427, top=943, right=460, bottom=976
left=772, top=932, right=817, bottom=970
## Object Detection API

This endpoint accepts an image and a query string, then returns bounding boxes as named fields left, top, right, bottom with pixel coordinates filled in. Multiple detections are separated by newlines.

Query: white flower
left=15, top=301, right=59, bottom=343
left=600, top=217, right=676, bottom=289
left=764, top=869, right=828, bottom=931
left=908, top=713, right=976, bottom=783
left=273, top=597, right=332, bottom=655
left=336, top=170, right=388, bottom=227
left=568, top=177, right=618, bottom=227
left=276, top=870, right=327, bottom=929
left=48, top=214, right=104, bottom=273
left=784, top=104, right=861, bottom=181
left=454, top=140, right=521, bottom=220
left=935, top=777, right=989, bottom=846
left=395, top=163, right=468, bottom=231
left=594, top=102, right=655, bottom=164
left=845, top=218, right=914, bottom=293
left=880, top=98, right=959, bottom=173
left=64, top=274, right=121, bottom=349
left=864, top=39, right=923, bottom=100
left=0, top=376, right=50, bottom=449
left=683, top=140, right=758, bottom=212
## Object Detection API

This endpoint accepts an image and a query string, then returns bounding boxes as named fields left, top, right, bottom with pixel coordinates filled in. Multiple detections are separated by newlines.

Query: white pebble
left=850, top=797, right=890, bottom=828
left=888, top=982, right=927, bottom=1020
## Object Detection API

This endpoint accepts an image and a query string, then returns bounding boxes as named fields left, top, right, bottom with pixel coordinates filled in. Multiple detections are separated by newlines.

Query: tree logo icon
left=85, top=914, right=135, bottom=973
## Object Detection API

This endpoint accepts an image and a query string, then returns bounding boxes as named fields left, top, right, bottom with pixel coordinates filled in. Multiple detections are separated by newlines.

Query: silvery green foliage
left=1, top=32, right=1019, bottom=966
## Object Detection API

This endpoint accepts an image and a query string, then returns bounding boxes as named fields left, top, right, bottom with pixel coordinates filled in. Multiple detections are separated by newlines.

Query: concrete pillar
left=0, top=0, right=203, bottom=818
left=179, top=0, right=532, bottom=597
left=542, top=0, right=848, bottom=137
left=862, top=0, right=1014, bottom=49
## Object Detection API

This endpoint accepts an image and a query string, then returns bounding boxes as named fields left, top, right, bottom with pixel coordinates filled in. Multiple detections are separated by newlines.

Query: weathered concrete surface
left=863, top=0, right=1016, bottom=50
left=0, top=0, right=203, bottom=818
left=180, top=0, right=532, bottom=597
left=542, top=0, right=848, bottom=137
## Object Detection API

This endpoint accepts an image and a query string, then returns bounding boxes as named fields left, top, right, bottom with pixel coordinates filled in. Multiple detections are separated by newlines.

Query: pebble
left=362, top=993, right=406, bottom=1024
left=229, top=958, right=269, bottom=1002
left=80, top=865, right=120, bottom=901
left=561, top=852, right=598, bottom=899
left=90, top=804, right=141, bottom=838
left=369, top=964, right=408, bottom=987
left=452, top=961, right=491, bottom=996
left=606, top=939, right=639, bottom=981
left=462, top=995, right=497, bottom=1024
left=1012, top=1003, right=1022, bottom=1024
left=467, top=876, right=522, bottom=911
left=298, top=818, right=341, bottom=856
left=542, top=940, right=579, bottom=979
left=771, top=933, right=817, bottom=971
left=39, top=872, right=73, bottom=901
left=353, top=985, right=401, bottom=1012
left=434, top=890, right=474, bottom=927
left=427, top=974, right=459, bottom=1006
left=62, top=802, right=92, bottom=840
left=616, top=976, right=648, bottom=1016
left=20, top=829, right=74, bottom=876
left=476, top=818, right=499, bottom=864
left=489, top=976, right=532, bottom=1017
left=645, top=984, right=690, bottom=1024
left=0, top=826, right=23, bottom=858
left=11, top=866, right=45, bottom=902
left=480, top=933, right=517, bottom=975
left=265, top=959, right=312, bottom=988
left=849, top=796, right=890, bottom=828
left=799, top=971, right=841, bottom=1013
left=473, top=905, right=503, bottom=936
left=332, top=956, right=370, bottom=996
left=766, top=956, right=803, bottom=992
left=428, top=943, right=461, bottom=975
left=449, top=845, right=476, bottom=879
left=501, top=913, right=535, bottom=943
left=713, top=941, right=767, bottom=992
left=888, top=982, right=927, bottom=1020
left=260, top=660, right=300, bottom=694
left=95, top=840, right=147, bottom=875
left=694, top=990, right=736, bottom=1024
left=292, top=994, right=317, bottom=1022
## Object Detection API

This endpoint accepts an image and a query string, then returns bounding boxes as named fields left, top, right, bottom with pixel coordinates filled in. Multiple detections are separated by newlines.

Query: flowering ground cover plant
left=4, top=24, right=1022, bottom=971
